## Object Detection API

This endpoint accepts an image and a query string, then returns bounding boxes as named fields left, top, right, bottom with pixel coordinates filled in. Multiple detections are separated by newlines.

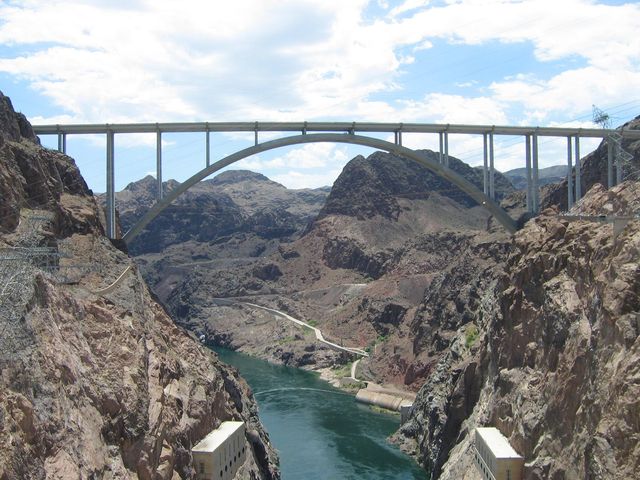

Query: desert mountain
left=155, top=150, right=516, bottom=372
left=0, top=92, right=279, bottom=480
left=318, top=150, right=513, bottom=221
left=503, top=164, right=567, bottom=190
left=115, top=170, right=328, bottom=256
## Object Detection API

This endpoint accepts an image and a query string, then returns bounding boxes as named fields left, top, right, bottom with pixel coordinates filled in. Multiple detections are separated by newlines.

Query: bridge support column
left=567, top=137, right=574, bottom=210
left=607, top=139, right=614, bottom=188
left=57, top=132, right=66, bottom=153
left=106, top=131, right=116, bottom=239
left=616, top=140, right=624, bottom=185
left=156, top=130, right=163, bottom=200
left=525, top=134, right=532, bottom=213
left=489, top=132, right=495, bottom=200
left=532, top=133, right=540, bottom=213
left=444, top=131, right=449, bottom=167
left=206, top=127, right=210, bottom=168
left=483, top=133, right=489, bottom=195
left=438, top=132, right=443, bottom=164
left=574, top=136, right=581, bottom=201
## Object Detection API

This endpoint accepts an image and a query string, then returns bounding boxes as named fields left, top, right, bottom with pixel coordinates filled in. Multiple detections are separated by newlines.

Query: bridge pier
left=444, top=131, right=449, bottom=167
left=156, top=130, right=163, bottom=200
left=57, top=132, right=66, bottom=154
left=574, top=136, right=581, bottom=201
left=567, top=137, right=574, bottom=209
left=483, top=133, right=489, bottom=196
left=489, top=132, right=495, bottom=201
left=438, top=131, right=449, bottom=166
left=607, top=140, right=614, bottom=188
left=532, top=132, right=539, bottom=213
left=615, top=138, right=624, bottom=185
left=206, top=126, right=210, bottom=168
left=525, top=135, right=532, bottom=213
left=106, top=130, right=116, bottom=239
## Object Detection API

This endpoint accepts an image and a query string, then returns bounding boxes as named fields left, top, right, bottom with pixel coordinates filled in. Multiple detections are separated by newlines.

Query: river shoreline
left=212, top=346, right=426, bottom=479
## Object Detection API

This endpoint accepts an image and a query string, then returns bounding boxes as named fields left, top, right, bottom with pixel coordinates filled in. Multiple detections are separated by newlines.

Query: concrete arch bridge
left=32, top=121, right=640, bottom=244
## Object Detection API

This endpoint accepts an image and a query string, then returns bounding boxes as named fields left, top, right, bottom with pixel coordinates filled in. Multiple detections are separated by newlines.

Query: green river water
left=213, top=347, right=426, bottom=480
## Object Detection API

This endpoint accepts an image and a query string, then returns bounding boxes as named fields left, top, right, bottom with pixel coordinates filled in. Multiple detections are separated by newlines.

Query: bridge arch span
left=122, top=133, right=517, bottom=245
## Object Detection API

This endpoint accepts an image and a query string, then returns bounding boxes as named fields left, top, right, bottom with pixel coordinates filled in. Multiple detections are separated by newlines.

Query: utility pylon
left=593, top=105, right=637, bottom=185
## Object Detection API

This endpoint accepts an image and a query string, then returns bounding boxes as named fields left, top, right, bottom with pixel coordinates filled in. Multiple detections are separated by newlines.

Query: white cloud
left=390, top=0, right=431, bottom=17
left=1, top=0, right=639, bottom=191
left=1, top=0, right=638, bottom=127
left=236, top=143, right=349, bottom=171
left=271, top=168, right=343, bottom=189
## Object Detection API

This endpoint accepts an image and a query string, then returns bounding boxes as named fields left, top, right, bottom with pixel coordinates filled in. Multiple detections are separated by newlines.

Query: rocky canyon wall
left=0, top=92, right=279, bottom=480
left=399, top=180, right=640, bottom=479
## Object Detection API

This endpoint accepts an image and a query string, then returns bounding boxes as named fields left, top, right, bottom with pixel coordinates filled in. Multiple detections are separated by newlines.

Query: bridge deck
left=31, top=121, right=640, bottom=139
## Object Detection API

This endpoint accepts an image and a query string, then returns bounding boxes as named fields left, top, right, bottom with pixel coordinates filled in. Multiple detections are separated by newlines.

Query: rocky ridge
left=503, top=164, right=567, bottom=191
left=116, top=170, right=328, bottom=256
left=0, top=92, right=279, bottom=480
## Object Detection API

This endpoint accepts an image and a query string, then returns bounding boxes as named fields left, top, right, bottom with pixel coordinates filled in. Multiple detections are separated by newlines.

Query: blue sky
left=1, top=0, right=639, bottom=192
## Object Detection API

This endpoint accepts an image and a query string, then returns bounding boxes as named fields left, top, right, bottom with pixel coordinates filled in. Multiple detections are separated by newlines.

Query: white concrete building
left=193, top=421, right=246, bottom=480
left=473, top=427, right=524, bottom=480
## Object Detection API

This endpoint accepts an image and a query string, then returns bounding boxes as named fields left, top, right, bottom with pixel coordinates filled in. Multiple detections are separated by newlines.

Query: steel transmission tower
left=593, top=105, right=637, bottom=183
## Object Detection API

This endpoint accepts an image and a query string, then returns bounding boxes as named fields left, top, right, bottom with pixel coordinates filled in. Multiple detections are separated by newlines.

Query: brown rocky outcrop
left=0, top=92, right=279, bottom=479
left=398, top=180, right=640, bottom=479
left=318, top=150, right=514, bottom=221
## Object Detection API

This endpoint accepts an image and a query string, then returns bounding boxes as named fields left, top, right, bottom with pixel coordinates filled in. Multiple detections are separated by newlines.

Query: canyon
left=2, top=84, right=639, bottom=479
left=123, top=114, right=640, bottom=479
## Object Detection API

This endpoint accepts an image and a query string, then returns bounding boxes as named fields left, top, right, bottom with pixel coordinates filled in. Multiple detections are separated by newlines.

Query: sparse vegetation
left=278, top=336, right=296, bottom=345
left=465, top=324, right=479, bottom=348
left=331, top=361, right=353, bottom=378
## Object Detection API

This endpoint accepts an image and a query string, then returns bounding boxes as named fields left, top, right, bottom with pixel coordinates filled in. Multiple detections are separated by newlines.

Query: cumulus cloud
left=271, top=169, right=344, bottom=189
left=1, top=0, right=638, bottom=188
left=2, top=0, right=638, bottom=126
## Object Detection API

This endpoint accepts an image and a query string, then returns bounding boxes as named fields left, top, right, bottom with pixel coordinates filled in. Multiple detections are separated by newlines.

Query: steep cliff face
left=399, top=181, right=640, bottom=479
left=0, top=92, right=279, bottom=480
